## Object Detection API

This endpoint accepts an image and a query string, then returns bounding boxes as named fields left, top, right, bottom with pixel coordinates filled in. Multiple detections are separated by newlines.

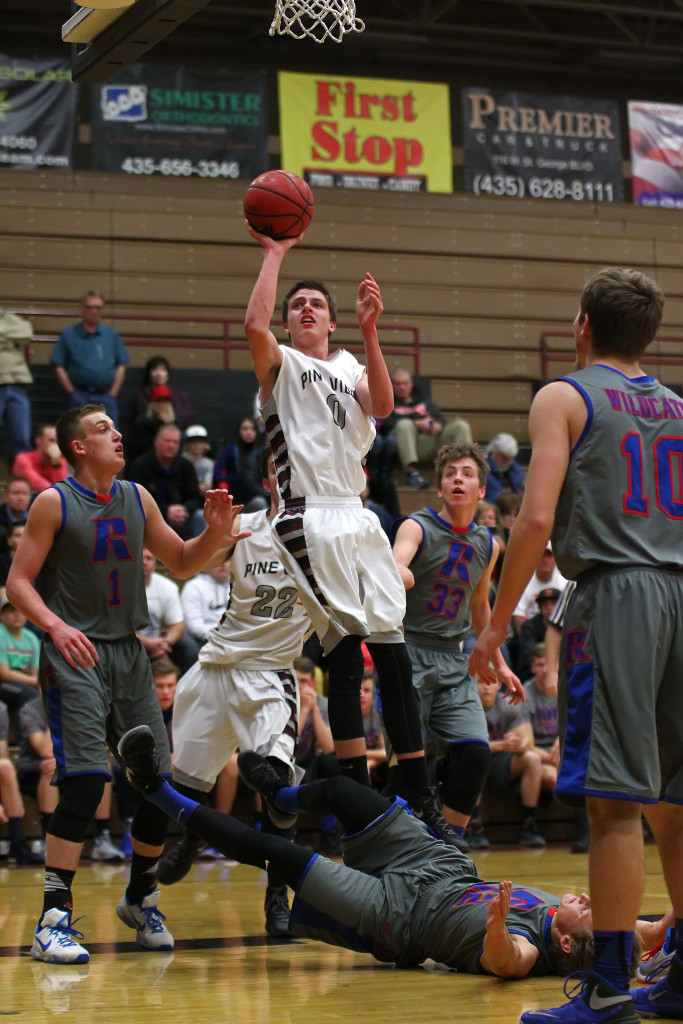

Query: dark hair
left=56, top=403, right=106, bottom=461
left=579, top=267, right=664, bottom=360
left=281, top=279, right=337, bottom=324
left=496, top=492, right=522, bottom=516
left=293, top=656, right=316, bottom=677
left=143, top=355, right=171, bottom=387
left=150, top=655, right=179, bottom=679
left=259, top=443, right=273, bottom=480
left=7, top=475, right=31, bottom=491
left=34, top=423, right=55, bottom=443
left=435, top=442, right=489, bottom=487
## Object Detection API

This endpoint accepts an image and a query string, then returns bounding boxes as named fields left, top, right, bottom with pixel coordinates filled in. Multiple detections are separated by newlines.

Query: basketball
left=243, top=170, right=315, bottom=240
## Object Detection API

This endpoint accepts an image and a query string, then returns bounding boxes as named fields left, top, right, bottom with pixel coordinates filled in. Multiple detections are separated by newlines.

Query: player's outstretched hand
left=49, top=621, right=98, bottom=669
left=245, top=221, right=303, bottom=251
left=356, top=272, right=383, bottom=329
left=203, top=489, right=252, bottom=545
left=497, top=664, right=525, bottom=705
left=486, top=881, right=512, bottom=934
left=468, top=620, right=507, bottom=684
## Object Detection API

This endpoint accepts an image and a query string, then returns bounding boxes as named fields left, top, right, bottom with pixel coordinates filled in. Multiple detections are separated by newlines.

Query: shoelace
left=49, top=915, right=86, bottom=944
left=641, top=939, right=666, bottom=965
left=144, top=907, right=167, bottom=933
left=562, top=971, right=590, bottom=1000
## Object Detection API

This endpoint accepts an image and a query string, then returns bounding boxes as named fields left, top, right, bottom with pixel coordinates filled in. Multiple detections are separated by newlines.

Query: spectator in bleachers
left=136, top=548, right=198, bottom=674
left=0, top=697, right=42, bottom=863
left=126, top=423, right=203, bottom=540
left=0, top=523, right=24, bottom=590
left=0, top=308, right=33, bottom=459
left=213, top=416, right=268, bottom=511
left=0, top=593, right=40, bottom=713
left=477, top=675, right=548, bottom=849
left=379, top=368, right=472, bottom=488
left=179, top=559, right=231, bottom=649
left=511, top=541, right=567, bottom=636
left=135, top=355, right=195, bottom=429
left=12, top=425, right=69, bottom=493
left=293, top=656, right=341, bottom=855
left=360, top=668, right=387, bottom=783
left=128, top=384, right=180, bottom=460
left=516, top=587, right=561, bottom=681
left=16, top=695, right=58, bottom=861
left=484, top=432, right=526, bottom=503
left=50, top=290, right=129, bottom=426
left=0, top=477, right=31, bottom=552
left=523, top=644, right=559, bottom=786
left=182, top=424, right=215, bottom=496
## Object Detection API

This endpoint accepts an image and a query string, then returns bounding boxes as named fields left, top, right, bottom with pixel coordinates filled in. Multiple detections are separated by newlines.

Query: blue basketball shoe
left=631, top=977, right=683, bottom=1019
left=520, top=972, right=638, bottom=1024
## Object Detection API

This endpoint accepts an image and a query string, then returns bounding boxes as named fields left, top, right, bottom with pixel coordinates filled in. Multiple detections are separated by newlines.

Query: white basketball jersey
left=262, top=345, right=375, bottom=499
left=199, top=508, right=310, bottom=669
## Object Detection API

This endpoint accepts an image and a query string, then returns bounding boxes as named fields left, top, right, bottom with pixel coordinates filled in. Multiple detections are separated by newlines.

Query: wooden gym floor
left=0, top=843, right=671, bottom=1024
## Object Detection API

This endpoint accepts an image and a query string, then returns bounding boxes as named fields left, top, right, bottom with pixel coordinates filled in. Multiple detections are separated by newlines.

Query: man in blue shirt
left=51, top=292, right=129, bottom=425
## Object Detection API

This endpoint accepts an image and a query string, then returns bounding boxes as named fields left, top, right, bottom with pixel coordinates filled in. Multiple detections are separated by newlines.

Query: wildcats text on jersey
left=604, top=387, right=683, bottom=420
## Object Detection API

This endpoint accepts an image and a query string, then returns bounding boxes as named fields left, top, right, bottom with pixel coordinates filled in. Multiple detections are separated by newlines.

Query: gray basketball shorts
left=556, top=567, right=683, bottom=804
left=289, top=798, right=478, bottom=963
left=407, top=641, right=489, bottom=744
left=40, top=636, right=172, bottom=781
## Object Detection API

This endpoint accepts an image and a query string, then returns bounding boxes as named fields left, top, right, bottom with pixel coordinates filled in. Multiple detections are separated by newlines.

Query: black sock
left=338, top=755, right=370, bottom=787
left=522, top=807, right=537, bottom=827
left=396, top=756, right=431, bottom=802
left=8, top=817, right=24, bottom=849
left=126, top=852, right=160, bottom=905
left=43, top=866, right=76, bottom=916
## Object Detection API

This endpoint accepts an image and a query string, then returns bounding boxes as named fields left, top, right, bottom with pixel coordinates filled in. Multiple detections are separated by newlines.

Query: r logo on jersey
left=92, top=518, right=133, bottom=562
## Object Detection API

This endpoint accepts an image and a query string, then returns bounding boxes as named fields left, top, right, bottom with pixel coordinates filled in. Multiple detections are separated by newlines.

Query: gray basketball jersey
left=403, top=508, right=493, bottom=650
left=413, top=880, right=559, bottom=975
left=523, top=679, right=558, bottom=749
left=37, top=478, right=149, bottom=639
left=199, top=508, right=310, bottom=670
left=484, top=692, right=526, bottom=740
left=553, top=364, right=683, bottom=579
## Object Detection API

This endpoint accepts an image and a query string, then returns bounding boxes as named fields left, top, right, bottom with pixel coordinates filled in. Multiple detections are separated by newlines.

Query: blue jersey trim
left=67, top=475, right=118, bottom=503
left=594, top=363, right=656, bottom=384
left=130, top=481, right=146, bottom=522
left=50, top=484, right=67, bottom=540
left=446, top=737, right=489, bottom=748
left=426, top=507, right=476, bottom=535
left=293, top=852, right=319, bottom=897
left=560, top=378, right=593, bottom=457
left=342, top=796, right=408, bottom=843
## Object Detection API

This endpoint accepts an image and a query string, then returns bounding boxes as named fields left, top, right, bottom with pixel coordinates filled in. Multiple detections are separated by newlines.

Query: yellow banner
left=278, top=71, right=452, bottom=193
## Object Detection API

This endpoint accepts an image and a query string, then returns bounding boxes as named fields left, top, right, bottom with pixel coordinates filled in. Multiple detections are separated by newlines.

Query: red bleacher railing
left=10, top=308, right=422, bottom=374
left=540, top=330, right=683, bottom=381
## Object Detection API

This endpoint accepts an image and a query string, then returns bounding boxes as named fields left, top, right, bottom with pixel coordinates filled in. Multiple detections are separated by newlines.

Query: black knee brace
left=49, top=774, right=107, bottom=843
left=368, top=642, right=423, bottom=754
left=131, top=797, right=169, bottom=847
left=326, top=634, right=365, bottom=741
left=440, top=741, right=491, bottom=817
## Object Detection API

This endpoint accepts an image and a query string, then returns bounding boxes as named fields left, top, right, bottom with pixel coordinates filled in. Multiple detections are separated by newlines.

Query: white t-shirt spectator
left=140, top=571, right=183, bottom=637
left=180, top=572, right=231, bottom=645
left=513, top=567, right=568, bottom=622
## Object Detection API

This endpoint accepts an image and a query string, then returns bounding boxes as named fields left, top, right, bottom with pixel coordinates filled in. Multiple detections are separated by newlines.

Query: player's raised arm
left=354, top=273, right=394, bottom=419
left=6, top=490, right=98, bottom=669
left=244, top=226, right=301, bottom=402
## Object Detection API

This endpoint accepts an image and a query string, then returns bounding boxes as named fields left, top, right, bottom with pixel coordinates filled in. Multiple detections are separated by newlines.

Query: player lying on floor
left=117, top=725, right=670, bottom=979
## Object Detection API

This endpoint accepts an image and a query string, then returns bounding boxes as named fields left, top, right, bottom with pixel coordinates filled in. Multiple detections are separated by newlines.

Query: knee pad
left=131, top=798, right=169, bottom=847
left=326, top=635, right=365, bottom=741
left=440, top=741, right=491, bottom=816
left=49, top=774, right=107, bottom=843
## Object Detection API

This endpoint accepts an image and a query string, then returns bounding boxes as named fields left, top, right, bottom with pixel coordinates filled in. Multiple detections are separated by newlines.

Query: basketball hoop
left=270, top=0, right=365, bottom=43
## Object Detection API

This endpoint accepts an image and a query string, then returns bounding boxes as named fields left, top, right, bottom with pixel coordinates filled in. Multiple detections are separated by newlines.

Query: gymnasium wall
left=2, top=167, right=683, bottom=446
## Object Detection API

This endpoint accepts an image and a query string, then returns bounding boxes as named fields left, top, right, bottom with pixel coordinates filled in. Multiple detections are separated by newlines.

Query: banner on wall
left=278, top=71, right=452, bottom=193
left=461, top=87, right=623, bottom=202
left=628, top=101, right=683, bottom=208
left=90, top=64, right=268, bottom=180
left=0, top=55, right=77, bottom=170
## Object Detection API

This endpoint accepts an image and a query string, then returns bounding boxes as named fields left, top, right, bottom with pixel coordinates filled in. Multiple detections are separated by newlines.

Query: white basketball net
left=270, top=0, right=365, bottom=43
